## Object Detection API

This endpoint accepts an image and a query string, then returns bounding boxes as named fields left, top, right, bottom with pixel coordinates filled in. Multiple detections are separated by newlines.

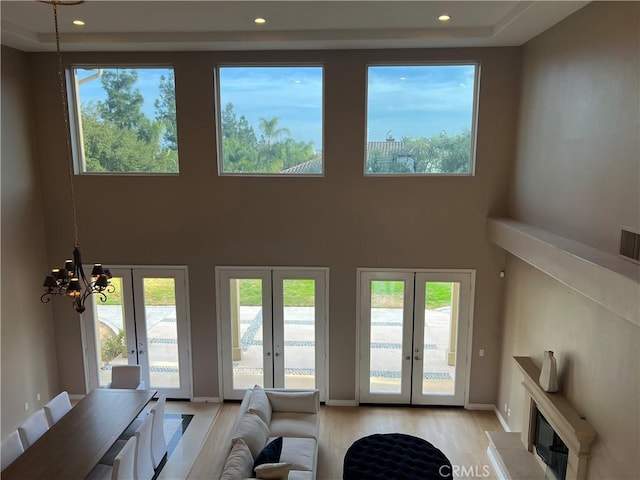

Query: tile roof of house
left=367, top=140, right=408, bottom=156
left=280, top=141, right=411, bottom=174
left=280, top=157, right=323, bottom=174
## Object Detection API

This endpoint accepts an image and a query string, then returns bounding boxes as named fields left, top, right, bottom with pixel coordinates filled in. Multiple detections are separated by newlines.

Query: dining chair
left=86, top=435, right=137, bottom=480
left=1, top=430, right=24, bottom=471
left=105, top=365, right=145, bottom=390
left=17, top=409, right=49, bottom=448
left=150, top=394, right=167, bottom=468
left=43, top=391, right=72, bottom=427
left=134, top=410, right=155, bottom=480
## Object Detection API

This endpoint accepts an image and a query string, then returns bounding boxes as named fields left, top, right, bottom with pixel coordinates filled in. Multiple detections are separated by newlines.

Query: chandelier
left=40, top=0, right=113, bottom=314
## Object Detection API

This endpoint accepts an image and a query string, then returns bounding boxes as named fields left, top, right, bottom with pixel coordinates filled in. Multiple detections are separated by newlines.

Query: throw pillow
left=231, top=412, right=270, bottom=458
left=265, top=390, right=319, bottom=413
left=254, top=462, right=292, bottom=480
left=248, top=385, right=272, bottom=425
left=253, top=437, right=283, bottom=470
left=220, top=439, right=254, bottom=480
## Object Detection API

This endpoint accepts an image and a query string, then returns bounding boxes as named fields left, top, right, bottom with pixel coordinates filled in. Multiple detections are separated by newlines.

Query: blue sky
left=76, top=64, right=476, bottom=150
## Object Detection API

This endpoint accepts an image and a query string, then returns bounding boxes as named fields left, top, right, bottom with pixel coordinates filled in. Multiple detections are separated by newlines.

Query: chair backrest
left=150, top=395, right=167, bottom=468
left=18, top=409, right=49, bottom=448
left=110, top=365, right=142, bottom=389
left=1, top=430, right=24, bottom=471
left=134, top=410, right=155, bottom=480
left=44, top=391, right=72, bottom=426
left=112, top=435, right=137, bottom=480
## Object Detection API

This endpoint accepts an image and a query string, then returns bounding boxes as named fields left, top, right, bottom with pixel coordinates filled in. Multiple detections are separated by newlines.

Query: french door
left=82, top=267, right=192, bottom=398
left=217, top=267, right=327, bottom=401
left=358, top=269, right=473, bottom=406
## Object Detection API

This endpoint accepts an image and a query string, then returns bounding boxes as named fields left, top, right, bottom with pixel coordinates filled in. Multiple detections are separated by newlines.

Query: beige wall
left=508, top=2, right=639, bottom=254
left=25, top=47, right=520, bottom=401
left=1, top=46, right=59, bottom=436
left=499, top=3, right=640, bottom=479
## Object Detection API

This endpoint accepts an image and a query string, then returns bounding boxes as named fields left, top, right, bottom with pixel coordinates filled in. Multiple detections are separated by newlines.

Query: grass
left=237, top=279, right=453, bottom=309
left=102, top=277, right=453, bottom=309
left=101, top=277, right=175, bottom=306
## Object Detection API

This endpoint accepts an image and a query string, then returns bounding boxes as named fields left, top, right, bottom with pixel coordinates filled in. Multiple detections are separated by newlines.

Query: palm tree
left=258, top=117, right=291, bottom=146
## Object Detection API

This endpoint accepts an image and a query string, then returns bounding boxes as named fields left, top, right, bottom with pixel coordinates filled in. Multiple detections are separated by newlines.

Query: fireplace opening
left=534, top=410, right=569, bottom=480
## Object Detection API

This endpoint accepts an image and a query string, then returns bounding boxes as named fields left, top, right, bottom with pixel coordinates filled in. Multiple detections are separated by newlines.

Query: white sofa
left=220, top=386, right=320, bottom=480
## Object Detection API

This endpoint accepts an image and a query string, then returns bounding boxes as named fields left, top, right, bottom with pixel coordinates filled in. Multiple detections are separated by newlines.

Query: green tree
left=366, top=130, right=471, bottom=174
left=155, top=72, right=178, bottom=149
left=258, top=117, right=291, bottom=146
left=219, top=105, right=317, bottom=174
left=81, top=69, right=178, bottom=173
left=97, top=70, right=145, bottom=130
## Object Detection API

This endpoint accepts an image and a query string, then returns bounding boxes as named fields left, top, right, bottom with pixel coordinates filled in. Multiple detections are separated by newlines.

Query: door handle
left=275, top=353, right=280, bottom=357
left=404, top=355, right=411, bottom=360
left=414, top=356, right=422, bottom=361
left=139, top=350, right=145, bottom=355
left=266, top=352, right=271, bottom=356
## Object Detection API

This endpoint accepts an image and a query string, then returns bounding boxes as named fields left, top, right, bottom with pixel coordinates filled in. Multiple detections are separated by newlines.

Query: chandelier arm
left=40, top=293, right=53, bottom=304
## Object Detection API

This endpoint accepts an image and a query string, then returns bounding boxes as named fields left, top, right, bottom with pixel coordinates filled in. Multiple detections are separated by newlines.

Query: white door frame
left=82, top=265, right=193, bottom=399
left=358, top=270, right=415, bottom=404
left=216, top=266, right=328, bottom=401
left=218, top=268, right=274, bottom=400
left=356, top=268, right=474, bottom=407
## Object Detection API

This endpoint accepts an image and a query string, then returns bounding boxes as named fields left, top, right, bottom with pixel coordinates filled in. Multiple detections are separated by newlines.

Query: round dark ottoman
left=343, top=433, right=453, bottom=480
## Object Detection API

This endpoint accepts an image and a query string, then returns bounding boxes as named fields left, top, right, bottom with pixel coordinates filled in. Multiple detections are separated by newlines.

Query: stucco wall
left=26, top=47, right=520, bottom=402
left=499, top=3, right=640, bottom=478
left=1, top=46, right=59, bottom=436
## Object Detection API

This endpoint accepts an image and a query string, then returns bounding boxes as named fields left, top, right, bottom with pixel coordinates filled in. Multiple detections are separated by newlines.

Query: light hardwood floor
left=319, top=406, right=502, bottom=479
left=188, top=403, right=503, bottom=480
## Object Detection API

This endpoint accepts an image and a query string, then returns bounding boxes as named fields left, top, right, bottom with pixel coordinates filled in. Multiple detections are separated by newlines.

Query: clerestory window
left=70, top=66, right=179, bottom=174
left=365, top=63, right=479, bottom=176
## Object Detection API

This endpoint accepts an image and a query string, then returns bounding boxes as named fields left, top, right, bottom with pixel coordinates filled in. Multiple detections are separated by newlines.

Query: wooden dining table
left=2, top=388, right=156, bottom=480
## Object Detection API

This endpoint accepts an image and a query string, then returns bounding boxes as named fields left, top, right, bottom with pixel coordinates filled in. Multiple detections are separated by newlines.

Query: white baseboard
left=191, top=397, right=221, bottom=403
left=493, top=406, right=512, bottom=432
left=325, top=399, right=357, bottom=406
left=465, top=403, right=495, bottom=410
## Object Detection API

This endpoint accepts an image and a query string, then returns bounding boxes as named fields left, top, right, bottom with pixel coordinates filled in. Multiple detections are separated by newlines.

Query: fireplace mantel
left=514, top=356, right=597, bottom=479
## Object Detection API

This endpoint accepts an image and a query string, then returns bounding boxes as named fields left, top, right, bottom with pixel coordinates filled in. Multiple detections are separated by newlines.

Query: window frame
left=363, top=61, right=481, bottom=177
left=214, top=63, right=326, bottom=177
left=68, top=63, right=180, bottom=176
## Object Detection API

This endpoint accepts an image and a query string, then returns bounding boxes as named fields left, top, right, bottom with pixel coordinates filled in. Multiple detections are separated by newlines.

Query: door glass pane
left=369, top=280, right=404, bottom=394
left=95, top=277, right=128, bottom=387
left=422, top=282, right=457, bottom=395
left=231, top=278, right=264, bottom=389
left=282, top=279, right=316, bottom=389
left=143, top=278, right=180, bottom=388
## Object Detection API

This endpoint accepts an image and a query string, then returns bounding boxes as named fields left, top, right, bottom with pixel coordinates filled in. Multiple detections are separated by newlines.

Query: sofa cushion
left=232, top=412, right=270, bottom=458
left=220, top=439, right=253, bottom=480
left=273, top=437, right=317, bottom=472
left=288, top=472, right=313, bottom=480
left=266, top=390, right=319, bottom=413
left=254, top=462, right=291, bottom=479
left=248, top=385, right=272, bottom=425
left=269, top=412, right=319, bottom=440
left=253, top=437, right=283, bottom=470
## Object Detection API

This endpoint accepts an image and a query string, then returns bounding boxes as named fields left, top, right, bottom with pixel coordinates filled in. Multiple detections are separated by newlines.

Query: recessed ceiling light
left=254, top=17, right=266, bottom=25
left=438, top=14, right=451, bottom=22
left=73, top=19, right=85, bottom=26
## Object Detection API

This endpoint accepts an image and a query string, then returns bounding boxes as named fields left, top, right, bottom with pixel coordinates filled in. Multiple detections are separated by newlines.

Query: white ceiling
left=1, top=1, right=588, bottom=52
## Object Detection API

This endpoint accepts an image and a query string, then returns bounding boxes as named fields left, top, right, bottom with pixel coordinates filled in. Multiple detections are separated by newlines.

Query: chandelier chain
left=53, top=1, right=80, bottom=247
